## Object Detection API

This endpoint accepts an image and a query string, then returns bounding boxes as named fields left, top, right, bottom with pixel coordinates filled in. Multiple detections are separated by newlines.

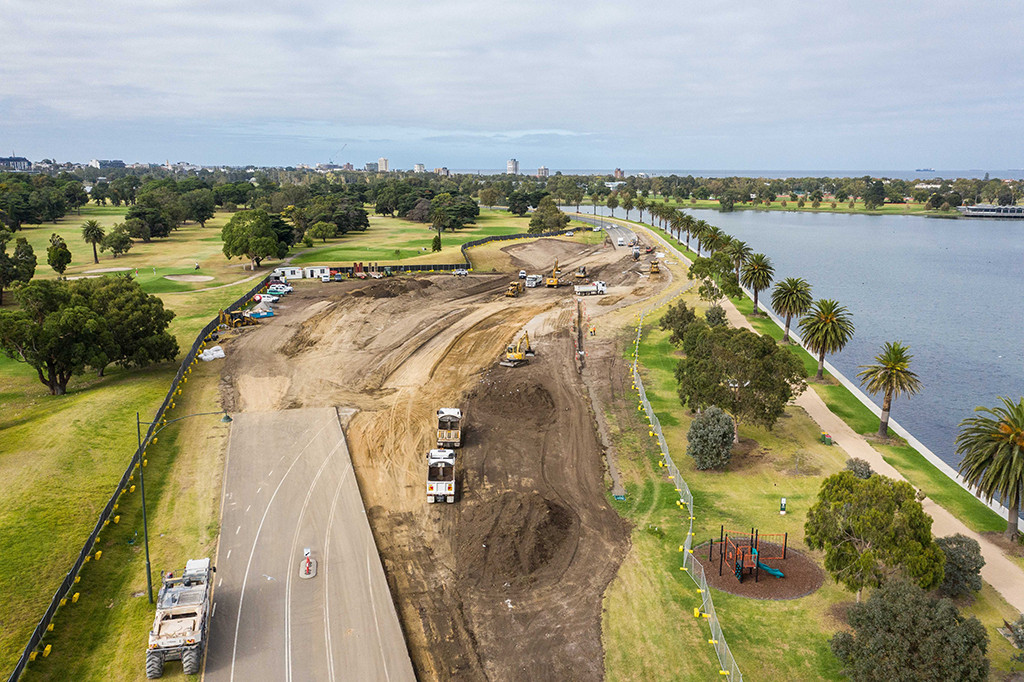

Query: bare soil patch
left=692, top=541, right=825, bottom=600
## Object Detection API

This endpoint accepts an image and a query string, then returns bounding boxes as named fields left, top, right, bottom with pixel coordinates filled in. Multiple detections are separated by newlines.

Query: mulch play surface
left=692, top=541, right=825, bottom=600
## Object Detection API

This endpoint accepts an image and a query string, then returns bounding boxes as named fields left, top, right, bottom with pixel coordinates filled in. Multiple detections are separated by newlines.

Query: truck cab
left=427, top=449, right=456, bottom=503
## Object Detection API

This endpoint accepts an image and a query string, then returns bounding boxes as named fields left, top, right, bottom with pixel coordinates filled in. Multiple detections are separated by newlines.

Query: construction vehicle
left=574, top=265, right=588, bottom=280
left=545, top=259, right=562, bottom=287
left=506, top=280, right=525, bottom=297
left=146, top=558, right=214, bottom=678
left=650, top=260, right=660, bottom=274
left=218, top=309, right=258, bottom=329
left=525, top=274, right=543, bottom=288
left=574, top=280, right=607, bottom=296
left=436, top=408, right=463, bottom=448
left=500, top=331, right=535, bottom=367
left=427, top=449, right=456, bottom=503
left=632, top=247, right=641, bottom=261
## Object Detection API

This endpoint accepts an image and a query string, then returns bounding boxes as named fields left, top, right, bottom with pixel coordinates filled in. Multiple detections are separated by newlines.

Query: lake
left=582, top=205, right=1024, bottom=470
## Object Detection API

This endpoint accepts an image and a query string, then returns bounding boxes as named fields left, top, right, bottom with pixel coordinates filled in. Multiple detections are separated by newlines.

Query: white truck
left=525, top=274, right=543, bottom=288
left=574, top=280, right=607, bottom=296
left=146, top=558, right=214, bottom=678
left=427, top=449, right=457, bottom=503
left=436, top=408, right=463, bottom=448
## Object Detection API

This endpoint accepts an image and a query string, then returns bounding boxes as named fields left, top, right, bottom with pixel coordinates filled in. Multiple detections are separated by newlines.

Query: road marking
left=285, top=436, right=346, bottom=682
left=226, top=550, right=231, bottom=560
left=245, top=505, right=251, bottom=513
left=212, top=602, right=217, bottom=618
left=268, top=469, right=273, bottom=476
left=229, top=416, right=337, bottom=682
left=321, top=460, right=353, bottom=682
left=256, top=487, right=262, bottom=494
left=235, top=525, right=241, bottom=535
left=365, top=548, right=391, bottom=682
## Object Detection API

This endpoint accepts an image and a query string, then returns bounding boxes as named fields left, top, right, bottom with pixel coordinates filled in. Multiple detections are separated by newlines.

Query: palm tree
left=705, top=226, right=727, bottom=253
left=622, top=195, right=635, bottom=220
left=956, top=397, right=1024, bottom=540
left=589, top=193, right=601, bottom=214
left=740, top=253, right=774, bottom=313
left=681, top=213, right=695, bottom=249
left=799, top=299, right=855, bottom=380
left=81, top=219, right=105, bottom=264
left=724, top=239, right=752, bottom=280
left=692, top=219, right=710, bottom=256
left=635, top=195, right=647, bottom=224
left=857, top=341, right=922, bottom=438
left=771, top=277, right=812, bottom=342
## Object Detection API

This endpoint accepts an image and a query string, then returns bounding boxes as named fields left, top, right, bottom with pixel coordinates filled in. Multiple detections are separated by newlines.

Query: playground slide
left=757, top=562, right=784, bottom=578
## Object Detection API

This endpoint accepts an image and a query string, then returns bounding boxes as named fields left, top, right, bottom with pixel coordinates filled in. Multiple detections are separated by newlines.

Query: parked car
left=453, top=268, right=468, bottom=277
left=518, top=270, right=527, bottom=279
left=254, top=293, right=279, bottom=303
left=592, top=225, right=602, bottom=232
left=321, top=274, right=331, bottom=282
left=369, top=272, right=384, bottom=279
left=565, top=231, right=575, bottom=236
left=268, top=284, right=293, bottom=294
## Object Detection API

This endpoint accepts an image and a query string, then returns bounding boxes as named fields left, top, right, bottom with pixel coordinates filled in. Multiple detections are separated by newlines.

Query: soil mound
left=456, top=492, right=577, bottom=589
left=350, top=278, right=434, bottom=299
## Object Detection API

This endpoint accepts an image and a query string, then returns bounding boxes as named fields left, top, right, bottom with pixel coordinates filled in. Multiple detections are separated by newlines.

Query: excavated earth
left=218, top=236, right=671, bottom=680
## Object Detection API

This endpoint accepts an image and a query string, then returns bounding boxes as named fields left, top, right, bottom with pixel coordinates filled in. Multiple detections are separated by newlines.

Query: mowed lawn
left=0, top=278, right=256, bottom=676
left=602, top=288, right=1021, bottom=680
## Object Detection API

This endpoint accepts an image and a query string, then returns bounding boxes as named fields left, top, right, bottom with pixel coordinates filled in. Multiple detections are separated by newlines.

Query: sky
left=1, top=0, right=1023, bottom=170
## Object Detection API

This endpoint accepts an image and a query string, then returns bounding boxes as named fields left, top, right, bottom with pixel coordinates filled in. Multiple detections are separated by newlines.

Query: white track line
left=284, top=435, right=345, bottom=682
left=321, top=461, right=351, bottom=682
left=228, top=416, right=336, bottom=682
left=365, top=549, right=391, bottom=682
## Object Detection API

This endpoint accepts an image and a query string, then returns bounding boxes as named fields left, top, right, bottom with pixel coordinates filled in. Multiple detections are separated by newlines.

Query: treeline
left=0, top=172, right=89, bottom=230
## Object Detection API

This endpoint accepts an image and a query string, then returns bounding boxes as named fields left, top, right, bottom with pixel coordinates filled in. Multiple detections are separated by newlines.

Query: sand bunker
left=164, top=274, right=214, bottom=282
left=84, top=267, right=132, bottom=274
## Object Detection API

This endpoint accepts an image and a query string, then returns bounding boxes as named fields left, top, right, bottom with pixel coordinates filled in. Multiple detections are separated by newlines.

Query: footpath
left=608, top=214, right=1024, bottom=615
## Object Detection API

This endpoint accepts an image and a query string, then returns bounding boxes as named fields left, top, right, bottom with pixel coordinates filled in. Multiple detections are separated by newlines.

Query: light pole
left=136, top=410, right=232, bottom=603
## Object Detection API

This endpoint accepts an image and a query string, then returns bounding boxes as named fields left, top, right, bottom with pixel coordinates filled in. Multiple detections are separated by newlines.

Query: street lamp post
left=136, top=409, right=232, bottom=603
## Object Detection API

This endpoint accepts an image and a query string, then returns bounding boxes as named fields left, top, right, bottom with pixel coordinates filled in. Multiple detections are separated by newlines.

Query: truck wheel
left=427, top=497, right=434, bottom=504
left=182, top=647, right=200, bottom=675
left=145, top=651, right=164, bottom=679
left=447, top=495, right=455, bottom=504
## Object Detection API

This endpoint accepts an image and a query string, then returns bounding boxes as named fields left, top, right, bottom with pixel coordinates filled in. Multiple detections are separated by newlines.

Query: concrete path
left=205, top=407, right=415, bottom=682
left=621, top=214, right=1024, bottom=614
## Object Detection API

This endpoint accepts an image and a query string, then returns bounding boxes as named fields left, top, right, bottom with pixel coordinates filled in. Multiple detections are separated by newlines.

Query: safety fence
left=631, top=308, right=743, bottom=680
left=8, top=276, right=273, bottom=682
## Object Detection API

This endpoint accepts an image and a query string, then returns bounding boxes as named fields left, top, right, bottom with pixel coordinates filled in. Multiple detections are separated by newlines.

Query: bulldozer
left=574, top=265, right=588, bottom=280
left=506, top=280, right=525, bottom=297
left=500, top=331, right=536, bottom=367
left=650, top=260, right=660, bottom=274
left=218, top=309, right=258, bottom=329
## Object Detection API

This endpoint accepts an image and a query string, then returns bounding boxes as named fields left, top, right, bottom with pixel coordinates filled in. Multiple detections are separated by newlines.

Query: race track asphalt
left=205, top=407, right=415, bottom=682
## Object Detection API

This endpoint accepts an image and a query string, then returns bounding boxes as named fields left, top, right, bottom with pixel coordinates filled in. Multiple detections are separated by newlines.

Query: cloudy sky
left=2, top=0, right=1022, bottom=170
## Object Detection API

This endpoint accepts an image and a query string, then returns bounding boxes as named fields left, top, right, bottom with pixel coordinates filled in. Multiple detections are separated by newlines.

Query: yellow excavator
left=574, top=265, right=588, bottom=280
left=500, top=331, right=536, bottom=367
left=218, top=309, right=259, bottom=329
left=545, top=259, right=562, bottom=287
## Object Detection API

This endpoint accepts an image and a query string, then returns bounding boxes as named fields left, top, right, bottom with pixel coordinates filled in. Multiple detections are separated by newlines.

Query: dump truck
left=500, top=331, right=535, bottom=367
left=650, top=260, right=660, bottom=274
left=436, top=408, right=463, bottom=448
left=146, top=558, right=214, bottom=678
left=574, top=280, right=607, bottom=296
left=525, top=274, right=543, bottom=288
left=506, top=280, right=525, bottom=297
left=427, top=449, right=457, bottom=503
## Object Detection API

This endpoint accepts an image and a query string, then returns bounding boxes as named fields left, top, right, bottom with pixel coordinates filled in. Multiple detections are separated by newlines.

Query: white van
left=617, top=236, right=625, bottom=246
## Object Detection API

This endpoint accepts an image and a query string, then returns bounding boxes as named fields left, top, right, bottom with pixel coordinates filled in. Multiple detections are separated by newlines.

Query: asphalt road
left=569, top=213, right=636, bottom=246
left=205, top=407, right=415, bottom=682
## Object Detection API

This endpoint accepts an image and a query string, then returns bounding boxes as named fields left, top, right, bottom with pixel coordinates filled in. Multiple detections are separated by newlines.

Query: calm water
left=583, top=205, right=1024, bottom=469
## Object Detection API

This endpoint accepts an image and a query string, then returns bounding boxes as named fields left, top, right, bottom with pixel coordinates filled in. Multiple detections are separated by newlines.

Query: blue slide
left=757, top=562, right=784, bottom=578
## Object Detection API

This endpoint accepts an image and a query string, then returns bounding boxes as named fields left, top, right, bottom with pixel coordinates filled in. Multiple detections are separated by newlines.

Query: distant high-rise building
left=434, top=167, right=450, bottom=177
left=0, top=156, right=30, bottom=170
left=507, top=158, right=519, bottom=175
left=537, top=166, right=549, bottom=178
left=378, top=157, right=389, bottom=172
left=365, top=162, right=379, bottom=172
left=613, top=168, right=625, bottom=179
left=413, top=163, right=425, bottom=173
left=341, top=162, right=354, bottom=171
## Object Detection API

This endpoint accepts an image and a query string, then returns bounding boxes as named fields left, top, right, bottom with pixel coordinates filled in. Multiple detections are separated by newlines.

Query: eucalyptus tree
left=858, top=341, right=922, bottom=438
left=740, top=253, right=774, bottom=313
left=771, top=277, right=812, bottom=342
left=956, top=397, right=1024, bottom=540
left=799, top=299, right=855, bottom=380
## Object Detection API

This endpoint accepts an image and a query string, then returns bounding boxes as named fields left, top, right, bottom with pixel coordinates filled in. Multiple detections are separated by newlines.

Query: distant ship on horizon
left=915, top=168, right=935, bottom=172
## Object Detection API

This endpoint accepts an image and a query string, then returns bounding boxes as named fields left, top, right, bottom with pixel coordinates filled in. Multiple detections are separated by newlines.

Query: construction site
left=215, top=232, right=674, bottom=680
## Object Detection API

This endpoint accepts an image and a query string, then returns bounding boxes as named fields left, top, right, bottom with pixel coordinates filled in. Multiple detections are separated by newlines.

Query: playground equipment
left=709, top=526, right=788, bottom=583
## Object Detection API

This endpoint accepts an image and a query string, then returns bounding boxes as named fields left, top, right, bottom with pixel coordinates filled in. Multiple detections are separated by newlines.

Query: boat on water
left=957, top=204, right=1024, bottom=218
left=915, top=168, right=935, bottom=172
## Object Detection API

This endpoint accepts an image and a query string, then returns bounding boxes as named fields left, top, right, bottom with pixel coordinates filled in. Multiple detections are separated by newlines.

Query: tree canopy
left=799, top=298, right=854, bottom=380
left=221, top=209, right=292, bottom=269
left=805, top=471, right=945, bottom=598
left=0, top=230, right=35, bottom=305
left=47, top=233, right=72, bottom=277
left=528, top=196, right=569, bottom=234
left=686, top=405, right=735, bottom=469
left=858, top=341, right=922, bottom=438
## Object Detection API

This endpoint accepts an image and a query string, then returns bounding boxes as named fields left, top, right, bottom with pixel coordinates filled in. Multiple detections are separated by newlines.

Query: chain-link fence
left=631, top=312, right=743, bottom=681
left=7, top=276, right=272, bottom=682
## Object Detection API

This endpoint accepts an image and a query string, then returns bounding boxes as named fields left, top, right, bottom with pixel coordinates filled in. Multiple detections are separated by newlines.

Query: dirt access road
left=218, top=235, right=671, bottom=680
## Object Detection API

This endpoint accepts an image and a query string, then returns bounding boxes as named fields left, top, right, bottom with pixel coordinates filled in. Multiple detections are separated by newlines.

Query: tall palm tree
left=635, top=195, right=647, bottom=224
left=692, top=219, right=710, bottom=256
left=705, top=226, right=727, bottom=253
left=724, top=239, right=752, bottom=280
left=81, top=219, right=105, bottom=264
left=681, top=213, right=695, bottom=249
left=799, top=299, right=855, bottom=380
left=589, top=192, right=601, bottom=214
left=771, top=277, right=812, bottom=342
left=956, top=397, right=1024, bottom=540
left=668, top=210, right=682, bottom=242
left=857, top=341, right=922, bottom=438
left=622, top=195, right=635, bottom=220
left=740, top=253, right=774, bottom=313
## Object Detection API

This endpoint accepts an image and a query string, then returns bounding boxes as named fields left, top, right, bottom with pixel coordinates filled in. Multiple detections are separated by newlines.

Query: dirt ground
left=217, top=236, right=673, bottom=680
left=691, top=541, right=825, bottom=600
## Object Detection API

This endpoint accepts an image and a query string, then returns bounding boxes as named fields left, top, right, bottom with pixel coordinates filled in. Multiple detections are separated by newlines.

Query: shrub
left=797, top=198, right=805, bottom=208
left=845, top=457, right=874, bottom=479
left=705, top=304, right=727, bottom=328
left=936, top=534, right=984, bottom=597
left=686, top=406, right=734, bottom=470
